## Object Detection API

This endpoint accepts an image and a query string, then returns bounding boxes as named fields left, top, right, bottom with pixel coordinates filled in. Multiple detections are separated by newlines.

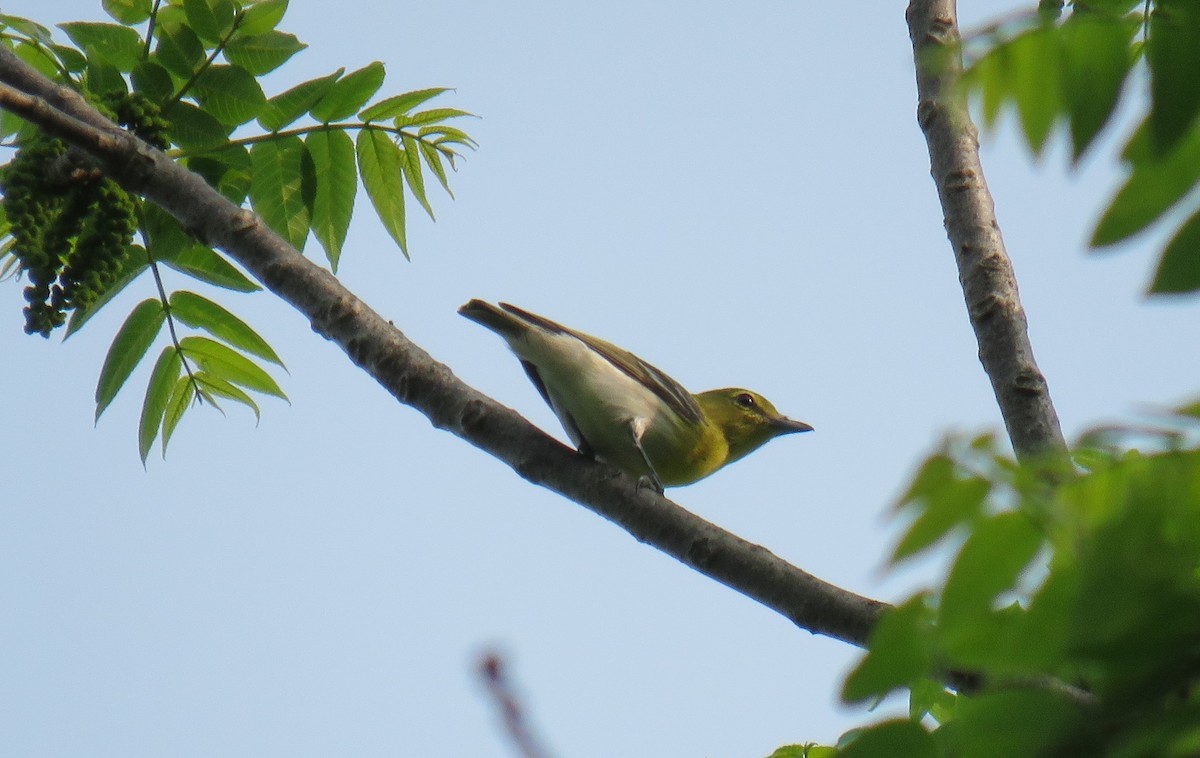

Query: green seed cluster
left=101, top=91, right=171, bottom=150
left=1, top=92, right=165, bottom=336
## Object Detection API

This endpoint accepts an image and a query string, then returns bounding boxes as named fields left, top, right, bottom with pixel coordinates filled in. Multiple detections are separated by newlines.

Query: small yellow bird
left=459, top=300, right=812, bottom=491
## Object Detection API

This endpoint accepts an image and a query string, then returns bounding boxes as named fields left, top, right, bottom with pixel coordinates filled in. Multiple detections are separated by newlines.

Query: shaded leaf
left=153, top=20, right=205, bottom=79
left=183, top=0, right=237, bottom=45
left=131, top=60, right=175, bottom=105
left=838, top=721, right=935, bottom=758
left=258, top=69, right=341, bottom=131
left=249, top=135, right=314, bottom=250
left=1091, top=120, right=1200, bottom=246
left=311, top=61, right=385, bottom=122
left=1011, top=26, right=1061, bottom=154
left=843, top=597, right=934, bottom=703
left=95, top=299, right=167, bottom=421
left=306, top=129, right=356, bottom=271
left=356, top=128, right=407, bottom=256
left=185, top=143, right=253, bottom=203
left=139, top=346, right=182, bottom=462
left=169, top=290, right=283, bottom=365
left=66, top=244, right=149, bottom=338
left=1147, top=2, right=1200, bottom=154
left=164, top=100, right=232, bottom=151
left=1150, top=206, right=1200, bottom=293
left=193, top=64, right=267, bottom=126
left=179, top=335, right=287, bottom=399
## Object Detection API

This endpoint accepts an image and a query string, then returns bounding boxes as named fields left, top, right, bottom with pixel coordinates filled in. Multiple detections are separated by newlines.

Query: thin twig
left=478, top=652, right=555, bottom=758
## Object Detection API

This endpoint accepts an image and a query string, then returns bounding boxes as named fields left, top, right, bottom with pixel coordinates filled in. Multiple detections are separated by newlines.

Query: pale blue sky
left=2, top=2, right=1196, bottom=756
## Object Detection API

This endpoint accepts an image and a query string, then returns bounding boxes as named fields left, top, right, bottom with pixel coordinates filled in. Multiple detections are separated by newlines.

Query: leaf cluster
left=805, top=423, right=1200, bottom=758
left=956, top=0, right=1200, bottom=295
left=0, top=0, right=477, bottom=460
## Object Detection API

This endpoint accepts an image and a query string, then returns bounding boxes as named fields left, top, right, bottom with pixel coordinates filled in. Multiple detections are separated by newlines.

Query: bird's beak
left=771, top=416, right=814, bottom=435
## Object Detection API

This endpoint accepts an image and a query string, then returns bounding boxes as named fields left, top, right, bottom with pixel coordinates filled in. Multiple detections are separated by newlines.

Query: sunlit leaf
left=359, top=87, right=450, bottom=121
left=237, top=0, right=289, bottom=35
left=103, top=0, right=152, bottom=24
left=310, top=61, right=385, bottom=122
left=356, top=128, right=407, bottom=257
left=183, top=0, right=237, bottom=45
left=169, top=290, right=284, bottom=365
left=257, top=69, right=341, bottom=131
left=401, top=133, right=433, bottom=220
left=194, top=371, right=260, bottom=420
left=224, top=30, right=304, bottom=75
left=179, top=335, right=287, bottom=399
left=249, top=135, right=314, bottom=250
left=95, top=299, right=167, bottom=421
left=139, top=346, right=182, bottom=462
left=306, top=129, right=356, bottom=271
left=153, top=20, right=205, bottom=79
left=161, top=374, right=196, bottom=454
left=58, top=21, right=143, bottom=72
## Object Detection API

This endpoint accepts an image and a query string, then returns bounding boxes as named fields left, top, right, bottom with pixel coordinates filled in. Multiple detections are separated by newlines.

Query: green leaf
left=95, top=299, right=167, bottom=421
left=939, top=512, right=1043, bottom=648
left=131, top=61, right=175, bottom=105
left=257, top=69, right=341, bottom=131
left=401, top=133, right=434, bottom=220
left=310, top=61, right=385, bottom=122
left=1150, top=206, right=1200, bottom=294
left=359, top=87, right=450, bottom=121
left=418, top=124, right=477, bottom=147
left=66, top=244, right=149, bottom=338
left=418, top=139, right=453, bottom=198
left=164, top=100, right=232, bottom=151
left=842, top=597, right=934, bottom=703
left=58, top=21, right=143, bottom=72
left=139, top=346, right=182, bottom=463
left=397, top=107, right=476, bottom=127
left=224, top=31, right=304, bottom=75
left=1010, top=26, right=1061, bottom=154
left=306, top=129, right=356, bottom=271
left=183, top=0, right=237, bottom=45
left=169, top=290, right=283, bottom=365
left=249, top=135, right=314, bottom=250
left=193, top=64, right=267, bottom=126
left=356, top=128, right=407, bottom=257
left=153, top=20, right=205, bottom=79
left=0, top=14, right=55, bottom=46
left=194, top=371, right=260, bottom=420
left=237, top=0, right=289, bottom=35
left=161, top=374, right=196, bottom=454
left=1091, top=121, right=1200, bottom=246
left=1060, top=14, right=1133, bottom=161
left=185, top=143, right=253, bottom=203
left=838, top=721, right=935, bottom=758
left=179, top=335, right=287, bottom=399
left=950, top=690, right=1079, bottom=758
left=1147, top=2, right=1200, bottom=154
left=103, top=0, right=152, bottom=24
left=86, top=60, right=128, bottom=96
left=161, top=244, right=260, bottom=292
left=51, top=44, right=89, bottom=74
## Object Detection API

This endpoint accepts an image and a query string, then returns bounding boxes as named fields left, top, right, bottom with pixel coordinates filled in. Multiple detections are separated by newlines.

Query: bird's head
left=696, top=388, right=813, bottom=465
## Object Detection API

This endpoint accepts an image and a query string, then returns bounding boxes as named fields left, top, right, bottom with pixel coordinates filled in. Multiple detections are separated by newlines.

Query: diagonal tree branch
left=0, top=48, right=887, bottom=649
left=906, top=0, right=1068, bottom=462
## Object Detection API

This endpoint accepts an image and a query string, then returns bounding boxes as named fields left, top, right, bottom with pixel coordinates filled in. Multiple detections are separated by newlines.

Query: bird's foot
left=636, top=474, right=665, bottom=495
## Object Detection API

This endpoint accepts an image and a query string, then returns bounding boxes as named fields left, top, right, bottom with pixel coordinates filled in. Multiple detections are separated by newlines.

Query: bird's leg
left=629, top=417, right=665, bottom=494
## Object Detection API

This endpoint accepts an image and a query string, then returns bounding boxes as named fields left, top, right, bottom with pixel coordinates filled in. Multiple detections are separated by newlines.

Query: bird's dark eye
left=735, top=392, right=756, bottom=408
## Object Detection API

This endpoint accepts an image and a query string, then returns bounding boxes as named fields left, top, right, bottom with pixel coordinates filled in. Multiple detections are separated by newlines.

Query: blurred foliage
left=954, top=0, right=1200, bottom=295
left=772, top=419, right=1200, bottom=757
left=0, top=0, right=476, bottom=461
